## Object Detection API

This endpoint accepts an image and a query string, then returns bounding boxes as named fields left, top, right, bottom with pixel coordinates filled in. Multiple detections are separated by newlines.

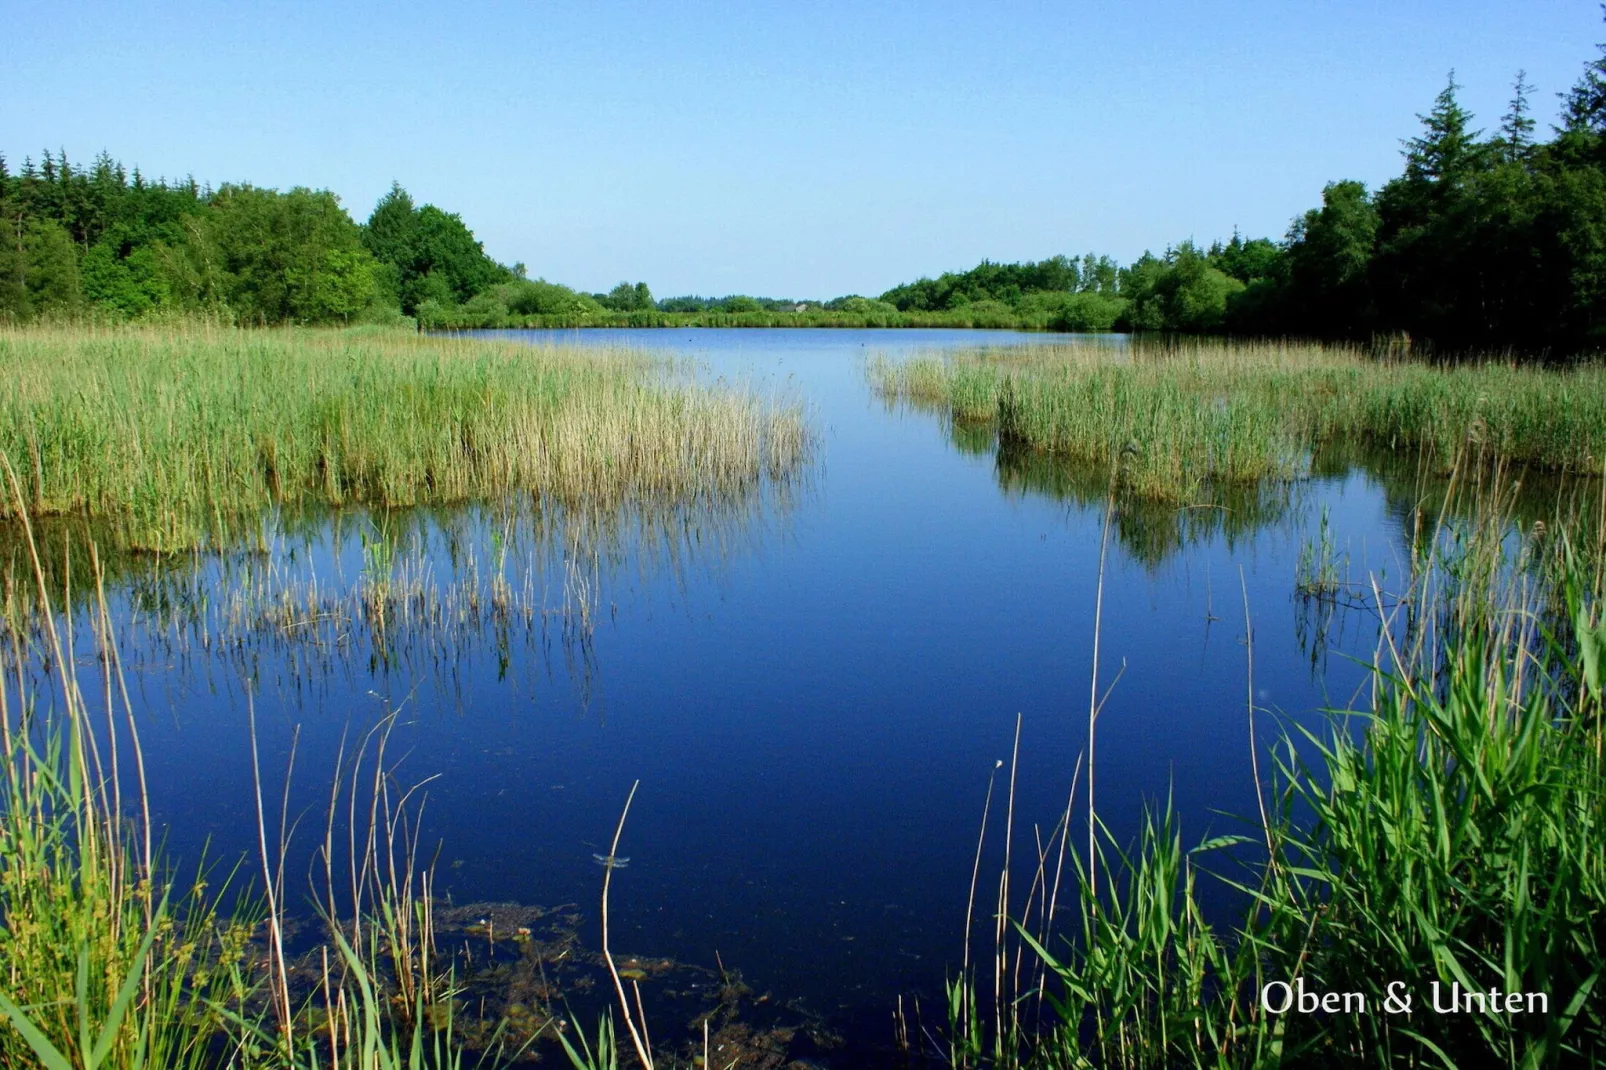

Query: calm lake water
left=26, top=329, right=1437, bottom=1062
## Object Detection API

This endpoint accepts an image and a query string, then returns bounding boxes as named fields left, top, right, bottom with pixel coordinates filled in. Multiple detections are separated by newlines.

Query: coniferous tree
left=1404, top=72, right=1483, bottom=186
left=362, top=183, right=418, bottom=269
left=1562, top=6, right=1606, bottom=133
left=1371, top=74, right=1484, bottom=341
left=1498, top=71, right=1537, bottom=161
left=0, top=155, right=25, bottom=317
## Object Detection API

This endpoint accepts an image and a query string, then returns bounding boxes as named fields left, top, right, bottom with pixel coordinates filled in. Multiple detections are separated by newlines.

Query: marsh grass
left=0, top=475, right=537, bottom=1069
left=0, top=325, right=811, bottom=553
left=872, top=338, right=1606, bottom=504
left=935, top=458, right=1606, bottom=1068
left=1294, top=506, right=1347, bottom=600
left=0, top=441, right=803, bottom=1067
left=0, top=481, right=261, bottom=1068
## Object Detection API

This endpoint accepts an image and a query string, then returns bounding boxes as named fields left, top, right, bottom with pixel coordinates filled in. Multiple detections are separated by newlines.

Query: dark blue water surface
left=60, top=330, right=1413, bottom=1061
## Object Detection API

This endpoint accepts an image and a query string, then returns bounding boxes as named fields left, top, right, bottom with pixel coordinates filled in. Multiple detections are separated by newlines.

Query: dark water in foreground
left=15, top=329, right=1444, bottom=1062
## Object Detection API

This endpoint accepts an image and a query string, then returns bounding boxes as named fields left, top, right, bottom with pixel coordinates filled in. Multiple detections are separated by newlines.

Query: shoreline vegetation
left=425, top=302, right=1114, bottom=333
left=934, top=468, right=1606, bottom=1067
left=10, top=19, right=1606, bottom=351
left=863, top=341, right=1606, bottom=1064
left=0, top=324, right=812, bottom=554
left=0, top=322, right=822, bottom=1067
left=871, top=339, right=1606, bottom=503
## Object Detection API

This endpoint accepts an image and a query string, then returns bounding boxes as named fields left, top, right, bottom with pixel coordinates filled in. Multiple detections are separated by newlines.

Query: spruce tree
left=1404, top=72, right=1481, bottom=186
left=1498, top=70, right=1536, bottom=161
left=1562, top=5, right=1606, bottom=132
left=362, top=182, right=419, bottom=269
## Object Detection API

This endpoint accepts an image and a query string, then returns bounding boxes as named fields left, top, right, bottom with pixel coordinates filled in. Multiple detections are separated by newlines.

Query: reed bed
left=0, top=324, right=811, bottom=552
left=871, top=339, right=1606, bottom=502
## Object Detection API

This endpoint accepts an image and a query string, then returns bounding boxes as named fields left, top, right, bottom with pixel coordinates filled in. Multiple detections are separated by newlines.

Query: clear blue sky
left=2, top=1, right=1600, bottom=298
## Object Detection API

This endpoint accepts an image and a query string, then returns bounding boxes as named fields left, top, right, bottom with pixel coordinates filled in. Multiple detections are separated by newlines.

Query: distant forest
left=7, top=24, right=1606, bottom=351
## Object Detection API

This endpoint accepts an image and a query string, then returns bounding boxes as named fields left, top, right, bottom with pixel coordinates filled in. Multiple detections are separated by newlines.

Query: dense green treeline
left=872, top=254, right=1128, bottom=331
left=869, top=43, right=1606, bottom=350
left=0, top=153, right=393, bottom=324
left=1206, top=62, right=1606, bottom=350
left=9, top=21, right=1606, bottom=345
left=0, top=156, right=514, bottom=327
left=0, top=154, right=683, bottom=329
left=865, top=24, right=1606, bottom=350
left=658, top=24, right=1606, bottom=349
left=461, top=303, right=1091, bottom=331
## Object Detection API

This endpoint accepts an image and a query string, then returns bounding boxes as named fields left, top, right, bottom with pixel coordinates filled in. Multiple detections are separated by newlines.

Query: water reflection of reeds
left=876, top=343, right=1604, bottom=577
left=929, top=446, right=1606, bottom=1069
left=2, top=463, right=814, bottom=709
left=992, top=438, right=1303, bottom=568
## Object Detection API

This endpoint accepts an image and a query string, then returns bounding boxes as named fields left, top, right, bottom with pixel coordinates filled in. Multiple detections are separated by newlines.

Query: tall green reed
left=0, top=465, right=262, bottom=1069
left=0, top=466, right=531, bottom=1069
left=936, top=455, right=1606, bottom=1068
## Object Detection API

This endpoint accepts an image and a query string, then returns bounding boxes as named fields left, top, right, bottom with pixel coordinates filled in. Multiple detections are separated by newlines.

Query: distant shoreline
left=425, top=311, right=1116, bottom=333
